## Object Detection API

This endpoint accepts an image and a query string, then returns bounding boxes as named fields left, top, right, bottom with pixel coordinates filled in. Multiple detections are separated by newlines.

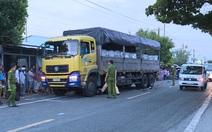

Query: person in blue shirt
left=0, top=69, right=5, bottom=105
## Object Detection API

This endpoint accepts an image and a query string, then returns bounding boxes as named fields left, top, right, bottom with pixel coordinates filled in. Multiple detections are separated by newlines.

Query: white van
left=204, top=63, right=212, bottom=82
left=179, top=64, right=207, bottom=91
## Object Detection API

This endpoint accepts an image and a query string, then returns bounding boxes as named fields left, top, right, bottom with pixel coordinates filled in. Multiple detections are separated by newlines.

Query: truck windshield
left=205, top=64, right=212, bottom=71
left=44, top=40, right=78, bottom=57
left=180, top=65, right=203, bottom=75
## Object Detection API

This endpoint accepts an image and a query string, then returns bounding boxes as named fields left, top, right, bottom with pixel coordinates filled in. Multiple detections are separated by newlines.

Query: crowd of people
left=0, top=63, right=51, bottom=107
left=157, top=66, right=180, bottom=86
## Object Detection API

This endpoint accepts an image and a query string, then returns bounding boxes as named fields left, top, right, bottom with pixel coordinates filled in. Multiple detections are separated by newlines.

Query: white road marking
left=6, top=119, right=55, bottom=132
left=0, top=97, right=62, bottom=109
left=127, top=92, right=151, bottom=100
left=184, top=91, right=212, bottom=132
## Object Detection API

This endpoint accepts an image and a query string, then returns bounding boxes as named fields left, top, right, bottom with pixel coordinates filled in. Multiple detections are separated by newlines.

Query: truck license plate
left=53, top=78, right=60, bottom=81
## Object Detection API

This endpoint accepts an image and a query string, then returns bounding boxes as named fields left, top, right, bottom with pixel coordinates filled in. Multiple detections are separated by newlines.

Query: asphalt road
left=1, top=80, right=212, bottom=132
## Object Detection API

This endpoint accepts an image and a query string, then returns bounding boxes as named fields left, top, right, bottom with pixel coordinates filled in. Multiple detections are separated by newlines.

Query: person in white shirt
left=20, top=67, right=26, bottom=96
left=15, top=66, right=21, bottom=94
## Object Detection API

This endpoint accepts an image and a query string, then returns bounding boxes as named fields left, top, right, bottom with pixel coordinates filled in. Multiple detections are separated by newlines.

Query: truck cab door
left=79, top=41, right=97, bottom=76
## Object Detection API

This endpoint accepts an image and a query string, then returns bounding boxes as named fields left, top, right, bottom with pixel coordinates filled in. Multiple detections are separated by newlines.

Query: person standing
left=27, top=66, right=35, bottom=95
left=171, top=66, right=176, bottom=86
left=6, top=63, right=18, bottom=107
left=0, top=64, right=6, bottom=99
left=163, top=68, right=168, bottom=80
left=15, top=66, right=21, bottom=96
left=105, top=60, right=116, bottom=98
left=0, top=69, right=5, bottom=105
left=99, top=69, right=120, bottom=95
left=36, top=67, right=42, bottom=94
left=20, top=66, right=26, bottom=96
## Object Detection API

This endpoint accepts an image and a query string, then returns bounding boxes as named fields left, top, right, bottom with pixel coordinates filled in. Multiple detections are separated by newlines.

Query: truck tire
left=148, top=74, right=155, bottom=88
left=84, top=76, right=97, bottom=97
left=141, top=74, right=148, bottom=88
left=180, top=86, right=183, bottom=90
left=53, top=89, right=67, bottom=96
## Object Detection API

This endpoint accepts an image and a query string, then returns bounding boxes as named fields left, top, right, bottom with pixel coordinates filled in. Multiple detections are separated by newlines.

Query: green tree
left=136, top=29, right=174, bottom=65
left=0, top=0, right=28, bottom=45
left=172, top=49, right=190, bottom=66
left=145, top=0, right=212, bottom=35
left=208, top=60, right=212, bottom=63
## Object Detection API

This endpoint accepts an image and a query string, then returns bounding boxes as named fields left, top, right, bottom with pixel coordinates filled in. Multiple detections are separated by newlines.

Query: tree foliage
left=145, top=0, right=212, bottom=35
left=172, top=49, right=190, bottom=66
left=0, top=0, right=28, bottom=45
left=136, top=29, right=174, bottom=65
left=208, top=60, right=212, bottom=63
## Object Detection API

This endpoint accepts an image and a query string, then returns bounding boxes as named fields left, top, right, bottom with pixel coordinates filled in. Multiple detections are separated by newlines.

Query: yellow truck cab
left=41, top=27, right=160, bottom=96
left=42, top=36, right=97, bottom=96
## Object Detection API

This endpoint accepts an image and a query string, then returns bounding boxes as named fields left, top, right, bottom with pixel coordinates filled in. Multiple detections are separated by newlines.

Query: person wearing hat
left=105, top=60, right=116, bottom=98
left=6, top=63, right=18, bottom=107
left=171, top=66, right=176, bottom=86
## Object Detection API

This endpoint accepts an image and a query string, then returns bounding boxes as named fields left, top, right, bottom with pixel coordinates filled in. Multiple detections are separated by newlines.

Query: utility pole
left=25, top=21, right=28, bottom=43
left=164, top=24, right=165, bottom=36
left=193, top=50, right=195, bottom=63
left=158, top=27, right=160, bottom=36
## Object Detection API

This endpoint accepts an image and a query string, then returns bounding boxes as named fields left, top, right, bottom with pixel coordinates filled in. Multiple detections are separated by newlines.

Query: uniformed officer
left=6, top=63, right=18, bottom=107
left=171, top=66, right=176, bottom=86
left=105, top=60, right=116, bottom=98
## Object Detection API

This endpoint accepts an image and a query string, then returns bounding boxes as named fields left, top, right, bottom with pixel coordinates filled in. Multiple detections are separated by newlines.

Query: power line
left=27, top=0, right=189, bottom=48
left=84, top=0, right=155, bottom=26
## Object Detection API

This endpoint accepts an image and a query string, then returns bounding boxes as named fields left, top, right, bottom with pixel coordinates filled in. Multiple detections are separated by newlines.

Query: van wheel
left=180, top=86, right=183, bottom=90
left=84, top=76, right=97, bottom=97
left=141, top=74, right=148, bottom=88
left=205, top=82, right=207, bottom=89
left=201, top=87, right=204, bottom=91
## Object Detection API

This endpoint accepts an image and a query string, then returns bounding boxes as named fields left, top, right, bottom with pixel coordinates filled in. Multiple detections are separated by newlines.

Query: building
left=0, top=35, right=49, bottom=73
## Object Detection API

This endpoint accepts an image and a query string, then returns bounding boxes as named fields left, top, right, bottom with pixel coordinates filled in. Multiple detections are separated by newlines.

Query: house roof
left=22, top=35, right=50, bottom=47
left=21, top=35, right=50, bottom=49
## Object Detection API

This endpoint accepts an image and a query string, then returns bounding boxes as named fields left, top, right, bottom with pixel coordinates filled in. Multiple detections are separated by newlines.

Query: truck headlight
left=179, top=77, right=183, bottom=80
left=69, top=76, right=78, bottom=82
left=41, top=76, right=46, bottom=82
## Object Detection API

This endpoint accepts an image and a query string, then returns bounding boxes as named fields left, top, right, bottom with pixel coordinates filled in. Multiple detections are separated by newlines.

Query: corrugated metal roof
left=22, top=35, right=50, bottom=47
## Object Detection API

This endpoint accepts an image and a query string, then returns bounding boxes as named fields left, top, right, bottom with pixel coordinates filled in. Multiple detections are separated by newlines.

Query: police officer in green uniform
left=6, top=63, right=18, bottom=107
left=105, top=60, right=116, bottom=98
left=171, top=66, right=176, bottom=86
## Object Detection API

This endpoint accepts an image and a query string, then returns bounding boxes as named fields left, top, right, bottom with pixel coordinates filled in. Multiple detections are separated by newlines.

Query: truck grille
left=46, top=65, right=69, bottom=73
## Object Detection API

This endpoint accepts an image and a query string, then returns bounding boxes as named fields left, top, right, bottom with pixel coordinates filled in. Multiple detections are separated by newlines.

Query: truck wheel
left=148, top=74, right=155, bottom=88
left=53, top=89, right=67, bottom=96
left=141, top=74, right=148, bottom=88
left=84, top=76, right=97, bottom=97
left=180, top=86, right=183, bottom=90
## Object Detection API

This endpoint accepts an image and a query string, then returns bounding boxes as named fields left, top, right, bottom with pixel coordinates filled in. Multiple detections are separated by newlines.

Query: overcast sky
left=27, top=0, right=212, bottom=61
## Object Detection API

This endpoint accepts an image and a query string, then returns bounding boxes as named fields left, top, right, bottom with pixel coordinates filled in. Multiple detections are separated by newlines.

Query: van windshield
left=180, top=65, right=203, bottom=75
left=205, top=64, right=212, bottom=71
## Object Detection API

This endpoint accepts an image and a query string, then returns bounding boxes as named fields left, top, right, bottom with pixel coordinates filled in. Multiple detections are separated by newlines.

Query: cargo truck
left=41, top=27, right=160, bottom=96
